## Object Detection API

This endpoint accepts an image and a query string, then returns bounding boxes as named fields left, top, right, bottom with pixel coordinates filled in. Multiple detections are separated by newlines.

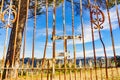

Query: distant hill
left=19, top=55, right=120, bottom=67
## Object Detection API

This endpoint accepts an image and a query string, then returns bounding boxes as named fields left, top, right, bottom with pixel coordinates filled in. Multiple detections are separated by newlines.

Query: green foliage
left=111, top=56, right=120, bottom=67
left=1, top=0, right=120, bottom=17
left=108, top=0, right=120, bottom=8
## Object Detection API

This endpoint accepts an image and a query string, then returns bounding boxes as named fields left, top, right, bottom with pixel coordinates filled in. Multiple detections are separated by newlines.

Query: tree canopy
left=1, top=0, right=120, bottom=18
left=111, top=56, right=120, bottom=67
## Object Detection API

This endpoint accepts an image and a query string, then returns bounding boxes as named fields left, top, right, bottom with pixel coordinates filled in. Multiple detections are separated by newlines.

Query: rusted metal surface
left=52, top=0, right=56, bottom=79
left=91, top=3, right=108, bottom=80
left=11, top=0, right=21, bottom=69
left=115, top=0, right=120, bottom=28
left=105, top=0, right=119, bottom=77
left=42, top=0, right=49, bottom=68
left=0, top=0, right=17, bottom=28
left=100, top=59, right=103, bottom=80
left=71, top=0, right=77, bottom=80
left=62, top=0, right=67, bottom=80
left=88, top=0, right=98, bottom=80
left=80, top=0, right=87, bottom=80
left=0, top=0, right=120, bottom=80
left=32, top=0, right=37, bottom=69
left=51, top=35, right=81, bottom=40
left=1, top=1, right=17, bottom=78
left=22, top=0, right=30, bottom=77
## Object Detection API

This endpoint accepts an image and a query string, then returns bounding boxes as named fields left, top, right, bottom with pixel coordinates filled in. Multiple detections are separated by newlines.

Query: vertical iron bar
left=26, top=60, right=30, bottom=80
left=22, top=0, right=30, bottom=77
left=62, top=0, right=67, bottom=80
left=115, top=0, right=120, bottom=28
left=47, top=60, right=50, bottom=80
left=89, top=60, right=92, bottom=80
left=6, top=61, right=9, bottom=80
left=1, top=70, right=3, bottom=80
left=98, top=30, right=108, bottom=80
left=1, top=0, right=7, bottom=72
left=42, top=0, right=49, bottom=67
left=32, top=0, right=37, bottom=69
left=36, top=62, right=39, bottom=80
left=110, top=61, right=114, bottom=80
left=9, top=1, right=21, bottom=79
left=6, top=68, right=8, bottom=80
left=69, top=62, right=72, bottom=80
left=93, top=0, right=109, bottom=79
left=31, top=0, right=37, bottom=79
left=10, top=70, right=12, bottom=80
left=2, top=28, right=9, bottom=67
left=105, top=0, right=119, bottom=77
left=100, top=60, right=103, bottom=80
left=93, top=0, right=109, bottom=78
left=59, top=62, right=61, bottom=80
left=52, top=0, right=56, bottom=79
left=79, top=68, right=81, bottom=80
left=41, top=66, right=43, bottom=80
left=79, top=0, right=87, bottom=80
left=2, top=1, right=12, bottom=77
left=71, top=0, right=77, bottom=80
left=88, top=0, right=98, bottom=80
left=0, top=0, right=4, bottom=13
left=41, top=0, right=48, bottom=80
left=90, top=68, right=92, bottom=80
left=50, top=69, right=52, bottom=80
left=79, top=60, right=82, bottom=80
left=12, top=0, right=21, bottom=68
left=7, top=0, right=12, bottom=27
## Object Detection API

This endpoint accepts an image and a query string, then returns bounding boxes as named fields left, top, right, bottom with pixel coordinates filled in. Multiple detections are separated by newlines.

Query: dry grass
left=1, top=68, right=120, bottom=80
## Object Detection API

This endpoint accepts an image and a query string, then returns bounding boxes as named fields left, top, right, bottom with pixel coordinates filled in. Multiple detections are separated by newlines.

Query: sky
left=0, top=1, right=120, bottom=59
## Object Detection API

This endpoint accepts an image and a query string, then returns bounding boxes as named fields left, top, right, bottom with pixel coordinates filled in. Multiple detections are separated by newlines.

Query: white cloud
left=67, top=4, right=120, bottom=45
left=76, top=45, right=120, bottom=57
left=102, top=5, right=120, bottom=30
left=67, top=24, right=99, bottom=45
left=35, top=28, right=64, bottom=38
left=0, top=46, right=4, bottom=59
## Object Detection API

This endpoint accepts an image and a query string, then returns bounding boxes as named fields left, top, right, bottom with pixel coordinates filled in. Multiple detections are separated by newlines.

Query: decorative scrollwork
left=91, top=5, right=105, bottom=29
left=0, top=5, right=17, bottom=28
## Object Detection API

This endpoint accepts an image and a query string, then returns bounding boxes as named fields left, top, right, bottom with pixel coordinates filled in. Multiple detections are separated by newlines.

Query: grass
left=1, top=68, right=120, bottom=80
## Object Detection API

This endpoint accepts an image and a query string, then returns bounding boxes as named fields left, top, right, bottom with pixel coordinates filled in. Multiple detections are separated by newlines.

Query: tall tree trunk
left=2, top=0, right=27, bottom=79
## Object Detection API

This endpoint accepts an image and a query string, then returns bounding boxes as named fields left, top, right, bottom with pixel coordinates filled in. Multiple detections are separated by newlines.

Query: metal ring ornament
left=1, top=5, right=17, bottom=28
left=91, top=5, right=105, bottom=29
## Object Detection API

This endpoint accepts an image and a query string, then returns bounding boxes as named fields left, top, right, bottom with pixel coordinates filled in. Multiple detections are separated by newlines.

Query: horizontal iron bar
left=0, top=67, right=114, bottom=70
left=51, top=35, right=82, bottom=40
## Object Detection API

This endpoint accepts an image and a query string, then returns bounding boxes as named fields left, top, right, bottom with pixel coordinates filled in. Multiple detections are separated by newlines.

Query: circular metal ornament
left=1, top=5, right=17, bottom=28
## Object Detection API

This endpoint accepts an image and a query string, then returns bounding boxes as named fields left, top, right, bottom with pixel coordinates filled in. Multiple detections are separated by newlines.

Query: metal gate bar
left=52, top=0, right=56, bottom=79
left=105, top=0, right=119, bottom=77
left=71, top=0, right=77, bottom=80
left=80, top=0, right=87, bottom=80
left=88, top=0, right=98, bottom=80
left=62, top=0, right=67, bottom=80
left=115, top=0, right=120, bottom=28
left=21, top=0, right=30, bottom=77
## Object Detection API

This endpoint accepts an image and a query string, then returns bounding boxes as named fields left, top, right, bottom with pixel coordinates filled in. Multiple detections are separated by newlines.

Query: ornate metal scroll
left=91, top=5, right=105, bottom=30
left=91, top=5, right=108, bottom=80
left=0, top=1, right=17, bottom=28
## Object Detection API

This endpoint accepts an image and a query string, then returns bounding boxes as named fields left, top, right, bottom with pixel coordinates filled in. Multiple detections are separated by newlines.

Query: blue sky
left=0, top=1, right=120, bottom=59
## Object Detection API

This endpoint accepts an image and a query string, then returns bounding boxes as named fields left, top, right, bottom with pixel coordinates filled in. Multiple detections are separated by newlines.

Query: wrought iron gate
left=0, top=0, right=120, bottom=80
